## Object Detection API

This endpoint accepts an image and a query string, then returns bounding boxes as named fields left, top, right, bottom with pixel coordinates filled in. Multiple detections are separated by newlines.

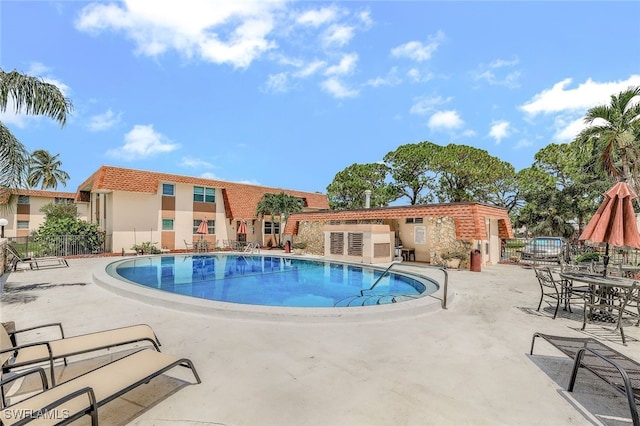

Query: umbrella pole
left=603, top=243, right=610, bottom=277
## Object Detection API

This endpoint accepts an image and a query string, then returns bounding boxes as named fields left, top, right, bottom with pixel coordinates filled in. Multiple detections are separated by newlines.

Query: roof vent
left=364, top=190, right=372, bottom=208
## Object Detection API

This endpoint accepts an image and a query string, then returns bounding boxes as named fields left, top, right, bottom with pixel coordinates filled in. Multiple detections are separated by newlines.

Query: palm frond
left=0, top=69, right=73, bottom=125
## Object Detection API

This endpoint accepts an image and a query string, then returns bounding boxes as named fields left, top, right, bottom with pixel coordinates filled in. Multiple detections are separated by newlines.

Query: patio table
left=560, top=271, right=638, bottom=344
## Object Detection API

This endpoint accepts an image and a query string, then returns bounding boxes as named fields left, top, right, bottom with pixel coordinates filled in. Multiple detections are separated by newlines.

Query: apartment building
left=74, top=165, right=329, bottom=253
left=0, top=189, right=87, bottom=239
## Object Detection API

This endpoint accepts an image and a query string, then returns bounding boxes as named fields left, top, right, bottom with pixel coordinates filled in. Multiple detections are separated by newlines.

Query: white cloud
left=296, top=6, right=339, bottom=27
left=520, top=74, right=640, bottom=143
left=325, top=53, right=358, bottom=76
left=514, top=139, right=533, bottom=149
left=293, top=60, right=326, bottom=78
left=200, top=172, right=221, bottom=180
left=521, top=75, right=640, bottom=116
left=409, top=95, right=450, bottom=116
left=489, top=120, right=510, bottom=144
left=427, top=110, right=463, bottom=131
left=87, top=109, right=121, bottom=131
left=553, top=116, right=587, bottom=142
left=365, top=67, right=401, bottom=88
left=320, top=77, right=358, bottom=98
left=321, top=24, right=354, bottom=48
left=106, top=124, right=179, bottom=160
left=356, top=10, right=373, bottom=28
left=390, top=31, right=445, bottom=62
left=407, top=68, right=434, bottom=83
left=180, top=156, right=214, bottom=169
left=264, top=72, right=290, bottom=93
left=75, top=0, right=284, bottom=69
left=461, top=129, right=476, bottom=138
left=472, top=57, right=520, bottom=88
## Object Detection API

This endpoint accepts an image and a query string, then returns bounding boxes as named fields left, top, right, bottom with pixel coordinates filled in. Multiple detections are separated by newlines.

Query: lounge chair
left=1, top=323, right=161, bottom=386
left=6, top=245, right=68, bottom=271
left=531, top=332, right=640, bottom=426
left=0, top=348, right=201, bottom=425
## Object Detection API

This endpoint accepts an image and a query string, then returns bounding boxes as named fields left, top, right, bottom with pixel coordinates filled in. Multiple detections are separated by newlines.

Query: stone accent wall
left=426, top=217, right=472, bottom=268
left=293, top=220, right=326, bottom=255
left=0, top=240, right=7, bottom=276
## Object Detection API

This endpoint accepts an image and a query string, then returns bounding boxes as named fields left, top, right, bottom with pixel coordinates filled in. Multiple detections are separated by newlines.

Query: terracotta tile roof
left=284, top=202, right=514, bottom=240
left=0, top=188, right=76, bottom=203
left=75, top=165, right=329, bottom=219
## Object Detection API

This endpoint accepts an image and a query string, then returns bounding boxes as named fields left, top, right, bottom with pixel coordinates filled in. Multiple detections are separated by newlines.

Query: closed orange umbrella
left=238, top=219, right=248, bottom=235
left=197, top=219, right=208, bottom=239
left=579, top=180, right=640, bottom=275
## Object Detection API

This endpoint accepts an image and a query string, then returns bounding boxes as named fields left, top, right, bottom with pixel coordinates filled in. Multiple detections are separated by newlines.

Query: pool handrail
left=367, top=262, right=449, bottom=309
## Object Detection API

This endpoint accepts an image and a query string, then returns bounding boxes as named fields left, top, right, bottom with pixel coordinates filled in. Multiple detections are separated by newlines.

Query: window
left=264, top=221, right=280, bottom=235
left=17, top=220, right=29, bottom=229
left=54, top=197, right=73, bottom=204
left=405, top=217, right=423, bottom=224
left=193, top=186, right=215, bottom=203
left=162, top=219, right=174, bottom=230
left=162, top=183, right=175, bottom=196
left=17, top=195, right=29, bottom=204
left=193, top=220, right=215, bottom=234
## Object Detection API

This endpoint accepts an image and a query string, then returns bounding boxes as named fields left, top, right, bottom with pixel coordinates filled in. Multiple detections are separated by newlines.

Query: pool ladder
left=334, top=262, right=449, bottom=309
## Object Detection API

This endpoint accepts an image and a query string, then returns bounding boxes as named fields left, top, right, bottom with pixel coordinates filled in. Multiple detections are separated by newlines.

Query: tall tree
left=514, top=142, right=609, bottom=238
left=383, top=141, right=439, bottom=205
left=27, top=149, right=70, bottom=189
left=0, top=69, right=72, bottom=203
left=326, top=162, right=397, bottom=209
left=577, top=86, right=640, bottom=194
left=430, top=144, right=514, bottom=203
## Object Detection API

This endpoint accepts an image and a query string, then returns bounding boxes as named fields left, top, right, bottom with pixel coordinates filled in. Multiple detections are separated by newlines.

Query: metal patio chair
left=534, top=267, right=589, bottom=319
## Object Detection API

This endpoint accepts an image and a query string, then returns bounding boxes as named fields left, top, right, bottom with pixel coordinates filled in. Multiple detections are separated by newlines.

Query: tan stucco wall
left=323, top=224, right=393, bottom=264
left=109, top=192, right=159, bottom=252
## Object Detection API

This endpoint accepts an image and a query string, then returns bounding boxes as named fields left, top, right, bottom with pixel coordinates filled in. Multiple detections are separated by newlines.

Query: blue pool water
left=107, top=254, right=438, bottom=308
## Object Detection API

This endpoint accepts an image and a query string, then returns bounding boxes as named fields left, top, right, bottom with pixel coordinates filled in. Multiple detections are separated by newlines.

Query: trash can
left=470, top=249, right=482, bottom=272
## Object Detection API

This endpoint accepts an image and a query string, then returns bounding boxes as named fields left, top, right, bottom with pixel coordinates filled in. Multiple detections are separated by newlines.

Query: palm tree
left=255, top=192, right=303, bottom=246
left=27, top=149, right=70, bottom=189
left=0, top=69, right=72, bottom=202
left=577, top=86, right=640, bottom=193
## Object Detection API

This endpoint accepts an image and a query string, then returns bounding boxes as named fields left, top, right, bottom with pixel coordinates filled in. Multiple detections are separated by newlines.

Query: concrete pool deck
left=1, top=256, right=639, bottom=425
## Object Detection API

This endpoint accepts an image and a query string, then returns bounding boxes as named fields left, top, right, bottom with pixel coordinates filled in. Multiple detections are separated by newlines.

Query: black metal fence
left=9, top=234, right=112, bottom=258
left=501, top=238, right=640, bottom=266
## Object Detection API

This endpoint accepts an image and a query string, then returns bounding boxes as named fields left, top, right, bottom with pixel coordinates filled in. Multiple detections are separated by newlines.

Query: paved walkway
left=1, top=257, right=639, bottom=425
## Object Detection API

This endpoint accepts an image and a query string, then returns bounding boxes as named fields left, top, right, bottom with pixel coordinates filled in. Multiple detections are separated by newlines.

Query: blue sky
left=1, top=1, right=639, bottom=195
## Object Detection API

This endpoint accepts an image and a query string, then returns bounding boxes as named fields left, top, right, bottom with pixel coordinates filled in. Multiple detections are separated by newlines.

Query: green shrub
left=575, top=252, right=599, bottom=263
left=441, top=251, right=468, bottom=261
left=505, top=240, right=526, bottom=248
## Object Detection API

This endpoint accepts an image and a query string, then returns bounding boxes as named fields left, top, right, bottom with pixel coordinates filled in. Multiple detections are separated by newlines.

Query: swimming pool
left=106, top=254, right=438, bottom=308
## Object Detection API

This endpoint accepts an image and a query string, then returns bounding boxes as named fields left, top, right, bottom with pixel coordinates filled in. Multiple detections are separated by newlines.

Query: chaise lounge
left=6, top=245, right=68, bottom=271
left=1, top=323, right=161, bottom=386
left=531, top=332, right=640, bottom=426
left=0, top=348, right=201, bottom=425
